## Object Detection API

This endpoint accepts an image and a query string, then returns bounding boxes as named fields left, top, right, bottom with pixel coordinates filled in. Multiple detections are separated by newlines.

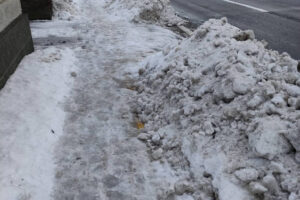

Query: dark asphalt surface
left=171, top=0, right=300, bottom=59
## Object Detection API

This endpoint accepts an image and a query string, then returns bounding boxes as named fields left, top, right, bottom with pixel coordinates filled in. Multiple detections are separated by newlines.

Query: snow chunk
left=232, top=74, right=256, bottom=95
left=152, top=148, right=163, bottom=160
left=234, top=168, right=259, bottom=183
left=283, top=121, right=300, bottom=152
left=248, top=117, right=292, bottom=160
left=203, top=121, right=215, bottom=135
left=52, top=0, right=78, bottom=20
left=233, top=30, right=255, bottom=41
left=249, top=182, right=268, bottom=194
left=262, top=174, right=280, bottom=195
left=174, top=180, right=195, bottom=195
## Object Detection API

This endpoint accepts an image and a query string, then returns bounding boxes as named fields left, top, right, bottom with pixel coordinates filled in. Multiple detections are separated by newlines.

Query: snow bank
left=131, top=18, right=300, bottom=199
left=104, top=0, right=182, bottom=25
left=0, top=47, right=77, bottom=200
left=52, top=0, right=78, bottom=20
left=52, top=0, right=182, bottom=24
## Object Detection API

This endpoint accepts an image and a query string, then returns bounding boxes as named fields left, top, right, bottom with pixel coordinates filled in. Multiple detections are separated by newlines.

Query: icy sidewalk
left=0, top=0, right=181, bottom=199
left=3, top=0, right=299, bottom=199
left=0, top=46, right=77, bottom=199
left=52, top=2, right=182, bottom=199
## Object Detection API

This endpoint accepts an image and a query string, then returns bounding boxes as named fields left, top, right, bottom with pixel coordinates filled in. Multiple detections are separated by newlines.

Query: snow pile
left=104, top=0, right=182, bottom=25
left=52, top=0, right=78, bottom=20
left=131, top=18, right=300, bottom=200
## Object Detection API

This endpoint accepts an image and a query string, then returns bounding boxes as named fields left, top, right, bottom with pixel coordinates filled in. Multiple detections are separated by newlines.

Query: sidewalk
left=1, top=0, right=299, bottom=199
left=0, top=0, right=181, bottom=199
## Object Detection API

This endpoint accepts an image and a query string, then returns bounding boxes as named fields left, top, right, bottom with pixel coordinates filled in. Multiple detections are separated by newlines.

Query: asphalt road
left=171, top=0, right=300, bottom=59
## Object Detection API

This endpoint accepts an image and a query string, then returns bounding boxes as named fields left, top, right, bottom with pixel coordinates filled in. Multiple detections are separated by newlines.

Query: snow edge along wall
left=0, top=0, right=34, bottom=89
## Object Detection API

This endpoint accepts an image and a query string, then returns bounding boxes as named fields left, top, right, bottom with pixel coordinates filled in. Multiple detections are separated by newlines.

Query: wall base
left=0, top=14, right=34, bottom=89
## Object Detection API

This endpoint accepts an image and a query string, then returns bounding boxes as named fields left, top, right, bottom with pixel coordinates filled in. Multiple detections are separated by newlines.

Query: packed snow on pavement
left=0, top=0, right=299, bottom=200
left=0, top=46, right=77, bottom=200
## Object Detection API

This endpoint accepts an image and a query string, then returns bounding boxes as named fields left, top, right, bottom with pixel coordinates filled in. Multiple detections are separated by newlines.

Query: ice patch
left=0, top=47, right=77, bottom=200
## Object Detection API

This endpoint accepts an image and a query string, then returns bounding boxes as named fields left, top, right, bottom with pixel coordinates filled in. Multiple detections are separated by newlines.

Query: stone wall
left=0, top=0, right=22, bottom=31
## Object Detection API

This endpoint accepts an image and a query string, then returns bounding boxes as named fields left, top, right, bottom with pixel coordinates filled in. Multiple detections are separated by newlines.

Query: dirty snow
left=131, top=17, right=300, bottom=199
left=103, top=0, right=183, bottom=25
left=52, top=0, right=78, bottom=20
left=1, top=0, right=181, bottom=199
left=0, top=0, right=299, bottom=200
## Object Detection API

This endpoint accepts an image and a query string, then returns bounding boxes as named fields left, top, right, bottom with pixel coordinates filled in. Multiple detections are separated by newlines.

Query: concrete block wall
left=0, top=0, right=34, bottom=89
left=0, top=0, right=22, bottom=31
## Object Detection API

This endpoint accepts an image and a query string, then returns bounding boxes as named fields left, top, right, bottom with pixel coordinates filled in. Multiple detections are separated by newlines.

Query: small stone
left=203, top=171, right=212, bottom=178
left=234, top=168, right=259, bottom=183
left=152, top=148, right=163, bottom=160
left=138, top=68, right=145, bottom=75
left=249, top=182, right=268, bottom=194
left=70, top=72, right=77, bottom=77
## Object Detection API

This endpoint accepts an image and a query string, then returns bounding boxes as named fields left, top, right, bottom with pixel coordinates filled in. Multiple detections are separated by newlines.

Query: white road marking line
left=223, top=0, right=268, bottom=12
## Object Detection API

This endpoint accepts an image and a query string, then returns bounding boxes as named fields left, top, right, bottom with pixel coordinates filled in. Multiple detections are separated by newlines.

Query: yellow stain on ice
left=136, top=121, right=145, bottom=129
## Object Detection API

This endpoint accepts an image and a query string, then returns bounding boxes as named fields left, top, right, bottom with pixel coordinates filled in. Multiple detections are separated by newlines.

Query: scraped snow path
left=53, top=1, right=180, bottom=199
left=0, top=0, right=180, bottom=199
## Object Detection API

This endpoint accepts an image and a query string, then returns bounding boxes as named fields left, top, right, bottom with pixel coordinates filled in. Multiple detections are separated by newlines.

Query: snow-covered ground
left=0, top=46, right=77, bottom=199
left=1, top=0, right=180, bottom=199
left=0, top=0, right=299, bottom=200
